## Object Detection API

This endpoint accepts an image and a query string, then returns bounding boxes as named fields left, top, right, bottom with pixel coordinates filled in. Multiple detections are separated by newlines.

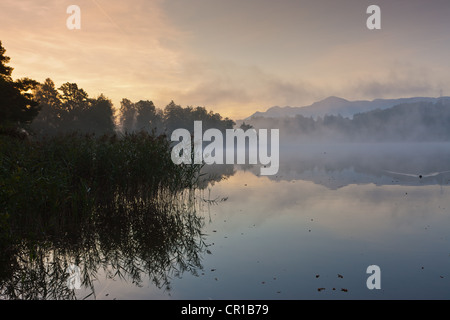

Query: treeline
left=0, top=41, right=234, bottom=138
left=117, top=98, right=235, bottom=136
left=31, top=79, right=115, bottom=135
left=246, top=99, right=450, bottom=142
left=30, top=78, right=235, bottom=137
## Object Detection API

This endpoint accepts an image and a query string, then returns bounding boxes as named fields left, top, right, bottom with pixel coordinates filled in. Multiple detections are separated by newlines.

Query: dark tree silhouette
left=31, top=80, right=115, bottom=135
left=119, top=98, right=137, bottom=132
left=84, top=94, right=115, bottom=135
left=0, top=41, right=40, bottom=126
left=58, top=82, right=89, bottom=129
left=239, top=122, right=254, bottom=131
left=135, top=100, right=163, bottom=133
left=31, top=78, right=62, bottom=135
left=163, top=101, right=235, bottom=135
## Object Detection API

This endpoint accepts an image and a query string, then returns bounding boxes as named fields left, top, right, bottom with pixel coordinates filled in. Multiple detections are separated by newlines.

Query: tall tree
left=135, top=100, right=162, bottom=133
left=119, top=98, right=137, bottom=132
left=84, top=94, right=115, bottom=135
left=0, top=41, right=40, bottom=126
left=58, top=83, right=89, bottom=120
left=31, top=78, right=62, bottom=135
left=56, top=82, right=91, bottom=132
left=163, top=100, right=192, bottom=134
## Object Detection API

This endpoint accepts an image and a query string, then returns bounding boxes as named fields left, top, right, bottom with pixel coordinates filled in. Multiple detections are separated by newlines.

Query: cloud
left=156, top=55, right=443, bottom=119
left=157, top=60, right=323, bottom=118
left=0, top=0, right=185, bottom=101
left=344, top=61, right=439, bottom=100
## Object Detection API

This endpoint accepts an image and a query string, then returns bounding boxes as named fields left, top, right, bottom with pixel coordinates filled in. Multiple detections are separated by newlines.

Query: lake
left=3, top=143, right=450, bottom=300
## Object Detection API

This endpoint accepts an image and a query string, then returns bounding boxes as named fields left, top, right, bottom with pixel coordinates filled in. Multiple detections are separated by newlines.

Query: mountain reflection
left=237, top=143, right=450, bottom=188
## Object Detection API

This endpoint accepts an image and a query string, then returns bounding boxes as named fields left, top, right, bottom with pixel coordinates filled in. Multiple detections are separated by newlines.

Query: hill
left=242, top=98, right=450, bottom=142
left=244, top=96, right=449, bottom=121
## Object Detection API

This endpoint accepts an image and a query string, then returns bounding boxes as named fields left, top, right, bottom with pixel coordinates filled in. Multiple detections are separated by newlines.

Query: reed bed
left=0, top=132, right=201, bottom=237
left=0, top=132, right=206, bottom=299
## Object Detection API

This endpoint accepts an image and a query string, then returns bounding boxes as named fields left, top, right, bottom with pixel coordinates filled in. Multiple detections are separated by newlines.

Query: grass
left=0, top=131, right=201, bottom=236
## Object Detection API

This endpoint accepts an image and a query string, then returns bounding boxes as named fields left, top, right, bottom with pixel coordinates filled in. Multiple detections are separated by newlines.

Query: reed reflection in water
left=0, top=164, right=219, bottom=300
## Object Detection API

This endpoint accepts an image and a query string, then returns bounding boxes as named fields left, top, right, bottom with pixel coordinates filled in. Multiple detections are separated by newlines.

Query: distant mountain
left=244, top=96, right=449, bottom=120
left=240, top=98, right=450, bottom=142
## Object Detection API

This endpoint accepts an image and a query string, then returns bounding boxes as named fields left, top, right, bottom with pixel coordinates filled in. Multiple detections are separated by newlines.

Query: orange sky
left=1, top=0, right=450, bottom=120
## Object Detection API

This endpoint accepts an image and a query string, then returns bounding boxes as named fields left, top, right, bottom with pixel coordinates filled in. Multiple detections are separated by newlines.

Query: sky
left=1, top=0, right=450, bottom=120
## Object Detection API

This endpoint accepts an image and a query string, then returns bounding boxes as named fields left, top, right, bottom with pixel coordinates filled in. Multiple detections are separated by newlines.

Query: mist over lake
left=158, top=142, right=450, bottom=299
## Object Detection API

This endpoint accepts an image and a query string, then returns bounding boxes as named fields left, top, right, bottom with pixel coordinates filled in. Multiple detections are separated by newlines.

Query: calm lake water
left=4, top=143, right=450, bottom=300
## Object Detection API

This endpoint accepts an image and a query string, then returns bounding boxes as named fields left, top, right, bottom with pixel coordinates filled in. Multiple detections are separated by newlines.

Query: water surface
left=3, top=143, right=450, bottom=300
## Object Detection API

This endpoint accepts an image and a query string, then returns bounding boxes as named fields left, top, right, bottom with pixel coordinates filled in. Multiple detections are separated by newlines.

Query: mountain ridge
left=244, top=96, right=450, bottom=121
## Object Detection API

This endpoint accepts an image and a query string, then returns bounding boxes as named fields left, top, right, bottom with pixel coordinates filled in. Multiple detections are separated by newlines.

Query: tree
left=58, top=83, right=89, bottom=109
left=0, top=42, right=13, bottom=79
left=119, top=98, right=137, bottom=132
left=163, top=101, right=235, bottom=136
left=31, top=78, right=62, bottom=135
left=58, top=82, right=89, bottom=127
left=163, top=100, right=189, bottom=134
left=239, top=122, right=253, bottom=131
left=84, top=94, right=115, bottom=135
left=31, top=79, right=115, bottom=135
left=135, top=100, right=162, bottom=133
left=0, top=41, right=40, bottom=126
